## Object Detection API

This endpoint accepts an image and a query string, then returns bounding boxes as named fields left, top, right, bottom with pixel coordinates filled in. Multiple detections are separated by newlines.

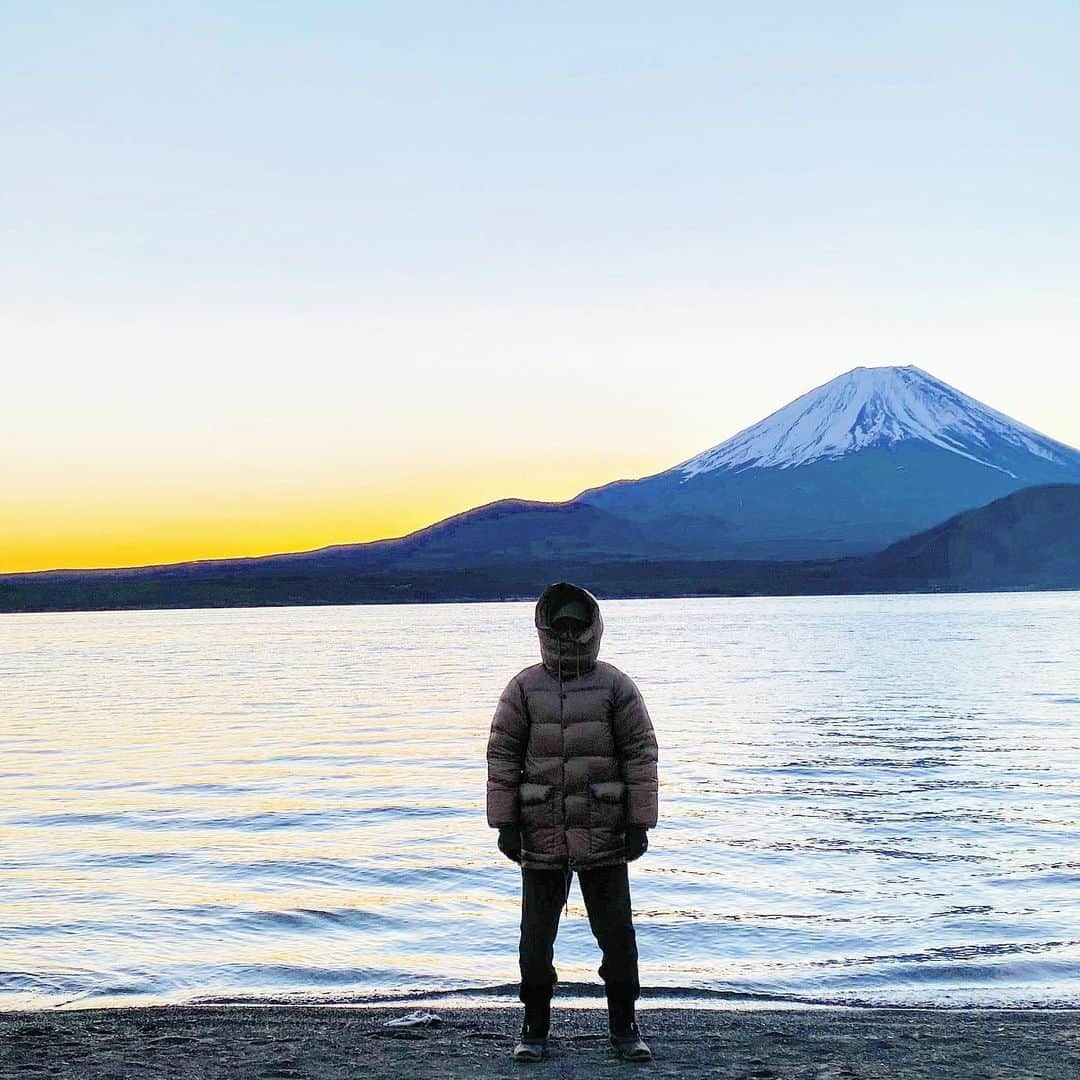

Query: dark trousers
left=518, top=863, right=639, bottom=1005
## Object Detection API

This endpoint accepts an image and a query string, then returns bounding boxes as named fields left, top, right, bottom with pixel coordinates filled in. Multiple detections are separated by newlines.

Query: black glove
left=624, top=825, right=648, bottom=862
left=497, top=824, right=522, bottom=864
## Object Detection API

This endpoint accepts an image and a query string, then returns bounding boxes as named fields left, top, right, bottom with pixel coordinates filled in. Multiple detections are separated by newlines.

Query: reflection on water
left=2, top=592, right=1079, bottom=1009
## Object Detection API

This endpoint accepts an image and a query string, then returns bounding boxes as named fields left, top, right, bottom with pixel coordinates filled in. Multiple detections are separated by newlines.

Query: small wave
left=224, top=907, right=409, bottom=932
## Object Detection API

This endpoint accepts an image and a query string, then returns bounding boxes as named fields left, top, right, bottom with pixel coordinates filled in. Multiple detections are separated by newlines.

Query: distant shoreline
left=1, top=576, right=1077, bottom=616
left=3, top=1004, right=1078, bottom=1078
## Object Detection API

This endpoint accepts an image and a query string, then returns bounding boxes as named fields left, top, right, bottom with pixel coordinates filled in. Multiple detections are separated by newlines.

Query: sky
left=4, top=2, right=1080, bottom=572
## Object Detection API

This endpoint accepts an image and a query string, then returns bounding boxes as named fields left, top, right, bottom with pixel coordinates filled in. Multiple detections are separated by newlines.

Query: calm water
left=3, top=593, right=1079, bottom=1011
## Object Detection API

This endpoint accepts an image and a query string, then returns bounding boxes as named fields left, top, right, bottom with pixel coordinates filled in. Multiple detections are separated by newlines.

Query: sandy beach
left=2, top=1005, right=1077, bottom=1079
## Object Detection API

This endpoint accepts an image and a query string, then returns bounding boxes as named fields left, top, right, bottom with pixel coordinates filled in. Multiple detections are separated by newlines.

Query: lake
left=3, top=592, right=1079, bottom=1010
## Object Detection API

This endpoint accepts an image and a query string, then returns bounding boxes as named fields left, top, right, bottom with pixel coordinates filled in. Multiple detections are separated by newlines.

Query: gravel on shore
left=2, top=1004, right=1078, bottom=1079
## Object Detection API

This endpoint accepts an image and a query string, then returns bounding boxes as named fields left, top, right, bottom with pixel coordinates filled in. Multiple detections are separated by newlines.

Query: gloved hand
left=497, top=824, right=522, bottom=864
left=624, top=825, right=649, bottom=862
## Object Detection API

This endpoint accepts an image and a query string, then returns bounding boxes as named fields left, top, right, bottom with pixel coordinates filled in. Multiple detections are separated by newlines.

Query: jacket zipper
left=558, top=635, right=571, bottom=871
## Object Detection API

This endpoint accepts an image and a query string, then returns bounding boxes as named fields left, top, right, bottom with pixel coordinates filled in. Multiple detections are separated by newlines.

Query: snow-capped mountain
left=677, top=366, right=1077, bottom=478
left=580, top=364, right=1080, bottom=559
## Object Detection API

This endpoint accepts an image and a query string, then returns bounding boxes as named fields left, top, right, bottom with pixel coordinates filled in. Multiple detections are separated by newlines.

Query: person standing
left=486, top=581, right=659, bottom=1062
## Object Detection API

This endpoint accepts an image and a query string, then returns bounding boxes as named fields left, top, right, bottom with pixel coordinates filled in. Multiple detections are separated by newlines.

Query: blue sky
left=4, top=2, right=1080, bottom=569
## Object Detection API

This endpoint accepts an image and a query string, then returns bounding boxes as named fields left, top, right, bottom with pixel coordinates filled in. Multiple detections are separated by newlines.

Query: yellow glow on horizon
left=2, top=451, right=664, bottom=574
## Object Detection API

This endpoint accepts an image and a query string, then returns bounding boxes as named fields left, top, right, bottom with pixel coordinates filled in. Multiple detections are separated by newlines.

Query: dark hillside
left=865, top=484, right=1080, bottom=588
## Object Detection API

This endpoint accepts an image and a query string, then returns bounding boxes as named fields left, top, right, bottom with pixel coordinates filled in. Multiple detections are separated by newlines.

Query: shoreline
left=3, top=1004, right=1078, bottom=1078
left=19, top=981, right=1080, bottom=1014
left=3, top=581, right=1078, bottom=617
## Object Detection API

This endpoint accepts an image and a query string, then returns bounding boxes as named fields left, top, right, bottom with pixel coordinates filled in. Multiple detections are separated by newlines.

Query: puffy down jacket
left=486, top=582, right=659, bottom=870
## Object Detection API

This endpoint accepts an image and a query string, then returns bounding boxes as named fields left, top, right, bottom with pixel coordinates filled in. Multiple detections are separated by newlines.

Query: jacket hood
left=535, top=581, right=603, bottom=680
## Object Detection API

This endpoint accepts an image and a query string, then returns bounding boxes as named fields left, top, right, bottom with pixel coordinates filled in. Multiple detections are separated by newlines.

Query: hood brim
left=535, top=582, right=601, bottom=634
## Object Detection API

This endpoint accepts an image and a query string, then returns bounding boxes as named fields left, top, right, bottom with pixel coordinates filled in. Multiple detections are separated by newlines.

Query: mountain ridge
left=5, top=364, right=1080, bottom=588
left=3, top=484, right=1077, bottom=611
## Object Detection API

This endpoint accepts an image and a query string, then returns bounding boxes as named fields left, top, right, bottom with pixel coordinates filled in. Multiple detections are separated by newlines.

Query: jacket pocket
left=588, top=780, right=625, bottom=804
left=520, top=782, right=555, bottom=837
left=520, top=782, right=554, bottom=805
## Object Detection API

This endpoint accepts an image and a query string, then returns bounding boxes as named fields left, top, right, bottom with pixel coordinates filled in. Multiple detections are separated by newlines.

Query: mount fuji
left=579, top=365, right=1080, bottom=558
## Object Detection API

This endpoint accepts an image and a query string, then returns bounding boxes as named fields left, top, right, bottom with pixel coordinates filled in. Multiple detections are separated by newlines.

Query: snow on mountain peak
left=677, top=365, right=1075, bottom=479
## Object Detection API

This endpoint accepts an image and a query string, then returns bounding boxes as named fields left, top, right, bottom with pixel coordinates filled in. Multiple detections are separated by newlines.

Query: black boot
left=607, top=996, right=652, bottom=1062
left=512, top=999, right=550, bottom=1062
